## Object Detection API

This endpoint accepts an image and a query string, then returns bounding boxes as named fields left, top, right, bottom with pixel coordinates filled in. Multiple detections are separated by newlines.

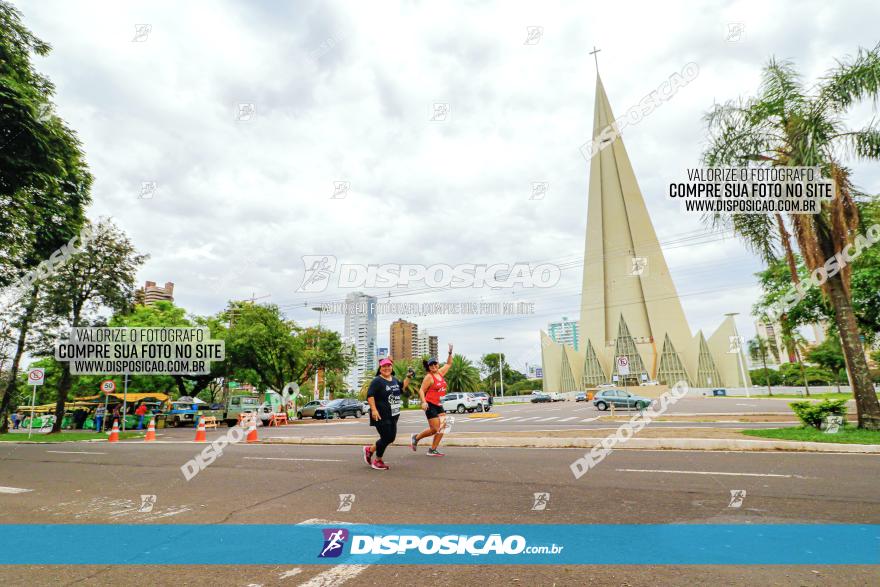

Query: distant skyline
left=15, top=0, right=880, bottom=372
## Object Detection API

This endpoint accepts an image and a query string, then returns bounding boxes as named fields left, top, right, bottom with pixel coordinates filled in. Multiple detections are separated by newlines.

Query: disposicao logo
left=318, top=528, right=349, bottom=558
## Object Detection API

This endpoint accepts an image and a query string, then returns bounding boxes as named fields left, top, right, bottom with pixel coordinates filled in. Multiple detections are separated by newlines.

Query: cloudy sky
left=15, top=0, right=880, bottom=372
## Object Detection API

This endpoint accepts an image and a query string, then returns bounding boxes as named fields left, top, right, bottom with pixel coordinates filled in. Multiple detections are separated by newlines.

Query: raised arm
left=439, top=343, right=454, bottom=376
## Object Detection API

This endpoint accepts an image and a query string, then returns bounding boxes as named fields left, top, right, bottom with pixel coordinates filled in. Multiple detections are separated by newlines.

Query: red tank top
left=425, top=373, right=447, bottom=405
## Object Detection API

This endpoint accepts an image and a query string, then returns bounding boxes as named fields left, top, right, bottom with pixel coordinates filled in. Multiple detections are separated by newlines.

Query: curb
left=263, top=435, right=880, bottom=453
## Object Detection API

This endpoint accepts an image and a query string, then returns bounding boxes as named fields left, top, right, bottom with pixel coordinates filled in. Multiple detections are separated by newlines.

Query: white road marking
left=297, top=565, right=369, bottom=587
left=46, top=450, right=107, bottom=455
left=517, top=417, right=540, bottom=422
left=501, top=417, right=522, bottom=422
left=244, top=457, right=344, bottom=462
left=558, top=417, right=578, bottom=422
left=581, top=417, right=600, bottom=423
left=279, top=568, right=303, bottom=579
left=0, top=486, right=32, bottom=494
left=536, top=417, right=558, bottom=422
left=615, top=468, right=810, bottom=478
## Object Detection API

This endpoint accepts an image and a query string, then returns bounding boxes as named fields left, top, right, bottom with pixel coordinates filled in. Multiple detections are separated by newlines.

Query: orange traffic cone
left=194, top=419, right=207, bottom=442
left=144, top=418, right=156, bottom=442
left=246, top=416, right=258, bottom=443
left=108, top=419, right=119, bottom=443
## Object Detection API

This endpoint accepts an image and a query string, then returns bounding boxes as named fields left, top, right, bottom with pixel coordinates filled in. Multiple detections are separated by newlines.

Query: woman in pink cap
left=363, top=357, right=412, bottom=470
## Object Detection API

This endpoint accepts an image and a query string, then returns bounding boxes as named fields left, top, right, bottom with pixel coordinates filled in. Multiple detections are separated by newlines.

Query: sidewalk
left=263, top=427, right=880, bottom=454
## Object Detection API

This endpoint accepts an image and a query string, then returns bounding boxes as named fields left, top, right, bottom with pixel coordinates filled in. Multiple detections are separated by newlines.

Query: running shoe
left=426, top=448, right=445, bottom=457
left=371, top=459, right=389, bottom=470
left=363, top=445, right=373, bottom=465
left=410, top=433, right=419, bottom=451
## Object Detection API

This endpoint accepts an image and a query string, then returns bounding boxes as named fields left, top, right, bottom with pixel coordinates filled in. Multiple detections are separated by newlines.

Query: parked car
left=575, top=392, right=587, bottom=402
left=596, top=382, right=617, bottom=390
left=472, top=392, right=494, bottom=407
left=592, top=389, right=652, bottom=411
left=548, top=392, right=564, bottom=402
left=530, top=392, right=551, bottom=403
left=640, top=380, right=660, bottom=386
left=297, top=400, right=329, bottom=419
left=323, top=398, right=365, bottom=419
left=362, top=401, right=370, bottom=414
left=442, top=392, right=481, bottom=413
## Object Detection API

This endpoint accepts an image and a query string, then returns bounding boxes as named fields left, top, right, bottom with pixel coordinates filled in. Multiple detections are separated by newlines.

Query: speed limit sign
left=100, top=379, right=116, bottom=393
left=27, top=368, right=45, bottom=386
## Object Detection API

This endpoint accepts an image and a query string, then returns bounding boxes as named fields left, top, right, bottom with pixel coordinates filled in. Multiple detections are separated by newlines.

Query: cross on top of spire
left=589, top=46, right=601, bottom=71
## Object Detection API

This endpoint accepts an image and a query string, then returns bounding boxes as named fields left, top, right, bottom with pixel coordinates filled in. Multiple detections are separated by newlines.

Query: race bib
left=390, top=394, right=401, bottom=416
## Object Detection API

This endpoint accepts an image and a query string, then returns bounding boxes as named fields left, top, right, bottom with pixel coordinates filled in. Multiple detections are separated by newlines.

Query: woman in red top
left=410, top=343, right=453, bottom=456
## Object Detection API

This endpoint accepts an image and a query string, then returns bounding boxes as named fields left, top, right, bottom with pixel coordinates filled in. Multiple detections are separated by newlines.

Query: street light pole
left=312, top=307, right=323, bottom=401
left=494, top=336, right=505, bottom=397
left=725, top=312, right=750, bottom=399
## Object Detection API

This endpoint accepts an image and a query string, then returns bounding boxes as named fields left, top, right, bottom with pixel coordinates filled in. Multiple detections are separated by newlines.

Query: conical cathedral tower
left=540, top=74, right=749, bottom=390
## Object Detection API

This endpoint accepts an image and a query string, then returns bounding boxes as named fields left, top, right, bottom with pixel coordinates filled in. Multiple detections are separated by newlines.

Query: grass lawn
left=0, top=431, right=144, bottom=442
left=741, top=426, right=880, bottom=444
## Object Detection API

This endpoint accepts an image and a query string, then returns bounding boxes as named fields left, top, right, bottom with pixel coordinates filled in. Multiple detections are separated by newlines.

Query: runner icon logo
left=337, top=494, right=356, bottom=512
left=531, top=492, right=550, bottom=511
left=319, top=528, right=349, bottom=558
left=728, top=490, right=746, bottom=508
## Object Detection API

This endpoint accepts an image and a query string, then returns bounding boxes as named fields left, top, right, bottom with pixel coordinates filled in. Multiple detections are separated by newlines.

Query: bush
left=789, top=399, right=847, bottom=429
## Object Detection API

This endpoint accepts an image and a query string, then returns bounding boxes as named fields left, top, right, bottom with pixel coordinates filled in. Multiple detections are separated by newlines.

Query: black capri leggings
left=374, top=418, right=398, bottom=458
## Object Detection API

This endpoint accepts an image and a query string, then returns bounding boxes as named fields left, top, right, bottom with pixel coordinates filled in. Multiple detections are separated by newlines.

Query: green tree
left=36, top=220, right=146, bottom=432
left=806, top=335, right=848, bottom=392
left=223, top=303, right=353, bottom=395
left=0, top=1, right=93, bottom=432
left=703, top=45, right=880, bottom=428
left=749, top=368, right=782, bottom=387
left=479, top=353, right=526, bottom=394
left=444, top=355, right=481, bottom=393
left=747, top=336, right=775, bottom=395
left=107, top=301, right=224, bottom=399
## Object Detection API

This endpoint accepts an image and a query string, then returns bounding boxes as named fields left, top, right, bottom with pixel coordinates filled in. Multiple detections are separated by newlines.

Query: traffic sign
left=616, top=355, right=630, bottom=376
left=27, top=368, right=45, bottom=386
left=100, top=379, right=116, bottom=393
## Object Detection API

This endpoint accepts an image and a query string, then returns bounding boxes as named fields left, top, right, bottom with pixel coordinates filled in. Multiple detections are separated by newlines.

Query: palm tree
left=703, top=45, right=880, bottom=429
left=444, top=355, right=481, bottom=393
left=781, top=328, right=812, bottom=397
left=748, top=336, right=774, bottom=396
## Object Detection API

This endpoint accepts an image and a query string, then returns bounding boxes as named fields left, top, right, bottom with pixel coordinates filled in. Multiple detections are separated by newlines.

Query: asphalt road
left=1, top=438, right=878, bottom=586
left=163, top=399, right=806, bottom=441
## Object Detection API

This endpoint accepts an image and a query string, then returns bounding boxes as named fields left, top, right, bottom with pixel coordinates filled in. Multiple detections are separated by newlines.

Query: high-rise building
left=390, top=319, right=418, bottom=360
left=415, top=329, right=439, bottom=359
left=344, top=292, right=377, bottom=390
left=540, top=74, right=750, bottom=390
left=754, top=320, right=791, bottom=367
left=548, top=317, right=580, bottom=351
left=135, top=281, right=175, bottom=306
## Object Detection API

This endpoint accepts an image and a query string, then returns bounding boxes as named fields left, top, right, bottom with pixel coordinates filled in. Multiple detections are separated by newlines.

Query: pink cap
left=379, top=358, right=393, bottom=367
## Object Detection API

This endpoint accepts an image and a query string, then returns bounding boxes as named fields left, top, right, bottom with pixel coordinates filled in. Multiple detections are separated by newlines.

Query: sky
left=13, top=0, right=880, bottom=373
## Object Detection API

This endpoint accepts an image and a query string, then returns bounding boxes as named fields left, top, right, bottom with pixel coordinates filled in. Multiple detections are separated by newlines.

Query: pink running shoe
left=363, top=445, right=373, bottom=465
left=371, top=459, right=389, bottom=470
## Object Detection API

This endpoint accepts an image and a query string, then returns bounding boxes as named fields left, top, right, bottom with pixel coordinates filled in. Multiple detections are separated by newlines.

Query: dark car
left=592, top=389, right=652, bottom=411
left=323, top=398, right=365, bottom=419
left=530, top=392, right=551, bottom=403
left=472, top=392, right=493, bottom=406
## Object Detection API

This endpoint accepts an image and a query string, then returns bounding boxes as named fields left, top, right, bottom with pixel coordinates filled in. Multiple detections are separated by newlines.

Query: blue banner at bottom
left=1, top=524, right=877, bottom=565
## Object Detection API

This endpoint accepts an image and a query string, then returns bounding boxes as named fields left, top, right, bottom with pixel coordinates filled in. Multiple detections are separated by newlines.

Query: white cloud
left=14, top=0, right=880, bottom=371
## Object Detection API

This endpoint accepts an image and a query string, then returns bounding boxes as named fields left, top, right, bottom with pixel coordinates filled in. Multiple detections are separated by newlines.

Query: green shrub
left=789, top=399, right=847, bottom=429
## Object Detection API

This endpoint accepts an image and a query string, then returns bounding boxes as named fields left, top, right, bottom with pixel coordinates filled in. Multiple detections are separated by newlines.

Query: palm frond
left=819, top=42, right=880, bottom=112
left=757, top=57, right=805, bottom=119
left=835, top=122, right=880, bottom=160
